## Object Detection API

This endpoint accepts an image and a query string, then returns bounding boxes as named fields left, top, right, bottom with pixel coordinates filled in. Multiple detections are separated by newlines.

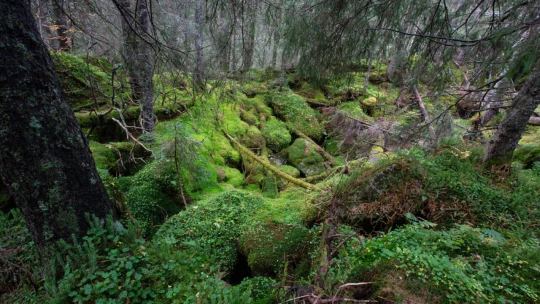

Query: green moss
left=218, top=166, right=245, bottom=188
left=261, top=117, right=291, bottom=152
left=514, top=144, right=540, bottom=168
left=282, top=139, right=325, bottom=177
left=51, top=52, right=112, bottom=106
left=126, top=160, right=183, bottom=236
left=241, top=126, right=265, bottom=149
left=264, top=90, right=325, bottom=141
left=153, top=191, right=265, bottom=272
left=239, top=222, right=316, bottom=276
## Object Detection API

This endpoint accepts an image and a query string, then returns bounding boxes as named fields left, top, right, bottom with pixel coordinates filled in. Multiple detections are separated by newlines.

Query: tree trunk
left=118, top=0, right=154, bottom=133
left=241, top=0, right=256, bottom=72
left=364, top=55, right=373, bottom=91
left=119, top=0, right=142, bottom=101
left=193, top=0, right=205, bottom=89
left=271, top=1, right=283, bottom=68
left=51, top=0, right=71, bottom=51
left=0, top=0, right=113, bottom=255
left=412, top=85, right=437, bottom=145
left=483, top=68, right=540, bottom=166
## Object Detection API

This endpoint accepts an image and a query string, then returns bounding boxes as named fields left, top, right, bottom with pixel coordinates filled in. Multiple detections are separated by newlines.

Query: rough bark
left=193, top=0, right=205, bottom=88
left=118, top=0, right=154, bottom=133
left=0, top=0, right=113, bottom=254
left=119, top=0, right=141, bottom=102
left=412, top=85, right=437, bottom=144
left=51, top=0, right=71, bottom=51
left=271, top=1, right=283, bottom=68
left=241, top=0, right=256, bottom=72
left=483, top=69, right=540, bottom=166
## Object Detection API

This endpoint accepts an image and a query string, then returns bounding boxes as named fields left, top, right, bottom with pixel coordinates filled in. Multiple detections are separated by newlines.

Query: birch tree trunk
left=193, top=0, right=205, bottom=88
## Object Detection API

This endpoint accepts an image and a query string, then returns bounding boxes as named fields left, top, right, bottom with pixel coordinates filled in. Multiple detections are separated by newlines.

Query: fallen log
left=224, top=131, right=321, bottom=191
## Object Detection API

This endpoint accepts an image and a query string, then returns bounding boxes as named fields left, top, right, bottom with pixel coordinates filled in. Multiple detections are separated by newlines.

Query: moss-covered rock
left=241, top=126, right=265, bottom=149
left=264, top=90, right=325, bottom=141
left=239, top=222, right=316, bottom=276
left=261, top=117, right=291, bottom=152
left=126, top=160, right=184, bottom=236
left=52, top=52, right=112, bottom=106
left=281, top=139, right=325, bottom=177
left=153, top=191, right=265, bottom=273
left=514, top=144, right=540, bottom=168
left=360, top=96, right=377, bottom=106
left=217, top=166, right=245, bottom=188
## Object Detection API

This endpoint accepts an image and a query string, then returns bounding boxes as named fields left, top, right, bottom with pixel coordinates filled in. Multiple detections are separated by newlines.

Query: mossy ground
left=3, top=58, right=540, bottom=303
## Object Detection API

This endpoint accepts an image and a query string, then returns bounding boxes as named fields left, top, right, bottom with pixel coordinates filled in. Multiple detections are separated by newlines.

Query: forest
left=0, top=0, right=539, bottom=303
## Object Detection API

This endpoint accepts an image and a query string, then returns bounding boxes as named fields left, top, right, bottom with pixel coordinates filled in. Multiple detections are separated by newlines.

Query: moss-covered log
left=224, top=132, right=321, bottom=191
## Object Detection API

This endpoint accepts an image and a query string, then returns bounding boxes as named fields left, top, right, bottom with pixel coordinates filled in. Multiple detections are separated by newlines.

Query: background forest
left=0, top=0, right=539, bottom=303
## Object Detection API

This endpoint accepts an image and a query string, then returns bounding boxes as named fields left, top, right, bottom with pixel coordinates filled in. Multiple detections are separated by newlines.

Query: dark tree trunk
left=484, top=68, right=540, bottom=167
left=119, top=0, right=142, bottom=101
left=271, top=2, right=282, bottom=68
left=241, top=0, right=256, bottom=72
left=135, top=0, right=155, bottom=133
left=0, top=0, right=113, bottom=254
left=193, top=0, right=205, bottom=89
left=52, top=0, right=71, bottom=51
left=118, top=0, right=154, bottom=133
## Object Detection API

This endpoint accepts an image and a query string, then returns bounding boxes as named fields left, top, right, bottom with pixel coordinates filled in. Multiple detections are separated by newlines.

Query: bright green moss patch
left=153, top=191, right=265, bottom=273
left=514, top=144, right=540, bottom=168
left=261, top=117, right=291, bottom=152
left=281, top=139, right=326, bottom=177
left=264, top=90, right=325, bottom=141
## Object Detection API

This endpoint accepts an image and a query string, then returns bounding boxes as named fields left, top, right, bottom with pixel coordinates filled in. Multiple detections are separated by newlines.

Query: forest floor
left=1, top=53, right=539, bottom=303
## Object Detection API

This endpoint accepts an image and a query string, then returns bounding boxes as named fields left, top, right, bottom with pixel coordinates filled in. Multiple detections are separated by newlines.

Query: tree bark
left=0, top=0, right=113, bottom=254
left=51, top=0, right=71, bottom=51
left=241, top=0, right=256, bottom=72
left=271, top=1, right=283, bottom=68
left=412, top=85, right=437, bottom=145
left=484, top=68, right=540, bottom=167
left=117, top=0, right=154, bottom=133
left=193, top=0, right=205, bottom=89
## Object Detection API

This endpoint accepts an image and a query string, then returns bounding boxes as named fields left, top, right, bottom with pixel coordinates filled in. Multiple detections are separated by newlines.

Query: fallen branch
left=224, top=131, right=321, bottom=191
left=111, top=117, right=155, bottom=159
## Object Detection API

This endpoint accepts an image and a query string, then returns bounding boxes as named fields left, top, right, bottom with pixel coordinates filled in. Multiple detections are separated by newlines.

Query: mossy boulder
left=263, top=165, right=301, bottom=197
left=241, top=126, right=265, bottom=149
left=281, top=139, right=326, bottom=177
left=126, top=160, right=184, bottom=236
left=360, top=96, right=377, bottom=106
left=261, top=117, right=291, bottom=152
left=217, top=166, right=245, bottom=188
left=153, top=191, right=265, bottom=273
left=514, top=144, right=540, bottom=168
left=264, top=91, right=325, bottom=141
left=239, top=222, right=316, bottom=276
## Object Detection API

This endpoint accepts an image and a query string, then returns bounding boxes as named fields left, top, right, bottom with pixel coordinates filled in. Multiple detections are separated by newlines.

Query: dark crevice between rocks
left=227, top=251, right=253, bottom=285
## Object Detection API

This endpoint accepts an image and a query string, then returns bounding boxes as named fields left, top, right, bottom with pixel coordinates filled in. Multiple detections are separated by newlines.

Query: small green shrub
left=45, top=214, right=253, bottom=304
left=335, top=217, right=540, bottom=303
